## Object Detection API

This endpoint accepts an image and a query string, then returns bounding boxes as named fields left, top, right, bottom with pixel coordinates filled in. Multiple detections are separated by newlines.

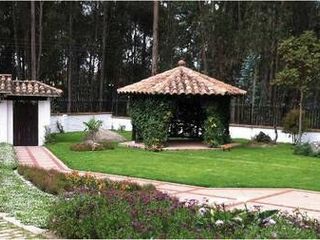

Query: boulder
left=85, top=129, right=127, bottom=142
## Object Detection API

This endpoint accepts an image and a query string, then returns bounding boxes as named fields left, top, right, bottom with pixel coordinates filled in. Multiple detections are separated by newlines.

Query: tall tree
left=30, top=1, right=36, bottom=79
left=67, top=2, right=73, bottom=113
left=273, top=31, right=320, bottom=143
left=151, top=0, right=159, bottom=75
left=99, top=2, right=107, bottom=112
left=37, top=1, right=43, bottom=79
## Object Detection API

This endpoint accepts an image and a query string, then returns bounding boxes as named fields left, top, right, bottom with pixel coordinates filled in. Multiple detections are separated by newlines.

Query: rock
left=253, top=131, right=272, bottom=143
left=310, top=141, right=320, bottom=154
left=85, top=129, right=126, bottom=142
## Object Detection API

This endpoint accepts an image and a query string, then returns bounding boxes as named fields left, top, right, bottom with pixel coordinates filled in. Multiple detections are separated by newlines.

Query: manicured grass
left=48, top=132, right=320, bottom=191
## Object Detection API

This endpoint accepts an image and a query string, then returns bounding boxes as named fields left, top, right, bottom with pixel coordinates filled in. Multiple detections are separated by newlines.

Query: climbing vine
left=203, top=102, right=231, bottom=147
left=129, top=96, right=173, bottom=151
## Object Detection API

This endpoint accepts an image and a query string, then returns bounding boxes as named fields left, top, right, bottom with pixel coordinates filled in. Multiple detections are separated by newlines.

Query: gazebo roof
left=0, top=74, right=62, bottom=97
left=117, top=60, right=246, bottom=96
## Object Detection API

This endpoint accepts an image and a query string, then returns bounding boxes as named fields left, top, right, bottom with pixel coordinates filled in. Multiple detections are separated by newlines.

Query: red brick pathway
left=15, top=146, right=320, bottom=220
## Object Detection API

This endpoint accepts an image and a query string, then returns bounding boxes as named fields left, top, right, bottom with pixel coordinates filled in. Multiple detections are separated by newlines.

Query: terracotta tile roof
left=117, top=61, right=246, bottom=96
left=0, top=74, right=62, bottom=97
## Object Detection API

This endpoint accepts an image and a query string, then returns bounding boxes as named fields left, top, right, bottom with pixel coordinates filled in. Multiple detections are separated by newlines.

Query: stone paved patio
left=15, top=146, right=320, bottom=220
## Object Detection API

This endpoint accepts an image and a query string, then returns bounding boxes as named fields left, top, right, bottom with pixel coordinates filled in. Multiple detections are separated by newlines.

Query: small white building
left=0, top=74, right=62, bottom=146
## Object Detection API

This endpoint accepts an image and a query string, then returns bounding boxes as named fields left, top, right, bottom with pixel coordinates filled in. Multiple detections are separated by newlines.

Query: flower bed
left=14, top=163, right=320, bottom=238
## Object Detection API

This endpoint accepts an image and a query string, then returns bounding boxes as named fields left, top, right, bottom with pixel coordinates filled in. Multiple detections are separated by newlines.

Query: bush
left=253, top=131, right=273, bottom=143
left=44, top=126, right=56, bottom=144
left=17, top=166, right=156, bottom=195
left=294, top=143, right=320, bottom=158
left=283, top=109, right=307, bottom=144
left=203, top=106, right=226, bottom=147
left=0, top=143, right=18, bottom=169
left=70, top=141, right=115, bottom=151
left=17, top=165, right=70, bottom=194
left=49, top=191, right=320, bottom=239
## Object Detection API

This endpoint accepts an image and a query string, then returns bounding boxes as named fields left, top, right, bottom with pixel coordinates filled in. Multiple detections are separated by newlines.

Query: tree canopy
left=0, top=1, right=319, bottom=115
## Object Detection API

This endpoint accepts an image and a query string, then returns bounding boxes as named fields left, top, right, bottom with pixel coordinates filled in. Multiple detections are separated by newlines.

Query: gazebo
left=117, top=60, right=246, bottom=150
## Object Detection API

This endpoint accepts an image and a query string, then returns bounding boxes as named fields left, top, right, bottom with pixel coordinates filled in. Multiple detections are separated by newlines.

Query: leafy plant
left=203, top=106, right=227, bottom=147
left=282, top=109, right=307, bottom=144
left=70, top=141, right=115, bottom=152
left=44, top=126, right=56, bottom=144
left=130, top=96, right=173, bottom=151
left=272, top=31, right=320, bottom=143
left=83, top=118, right=103, bottom=141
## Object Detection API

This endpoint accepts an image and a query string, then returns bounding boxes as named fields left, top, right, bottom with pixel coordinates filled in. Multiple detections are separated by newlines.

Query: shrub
left=253, top=131, right=273, bottom=143
left=283, top=109, right=307, bottom=144
left=294, top=143, right=320, bottom=158
left=17, top=166, right=156, bottom=195
left=49, top=191, right=320, bottom=239
left=203, top=106, right=226, bottom=147
left=17, top=165, right=70, bottom=194
left=83, top=118, right=103, bottom=141
left=0, top=143, right=18, bottom=169
left=44, top=126, right=56, bottom=144
left=70, top=141, right=115, bottom=152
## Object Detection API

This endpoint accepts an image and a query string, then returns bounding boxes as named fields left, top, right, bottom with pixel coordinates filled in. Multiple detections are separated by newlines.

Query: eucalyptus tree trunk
left=30, top=1, right=36, bottom=79
left=298, top=89, right=304, bottom=144
left=13, top=1, right=20, bottom=79
left=67, top=2, right=73, bottom=113
left=99, top=2, right=107, bottom=112
left=37, top=1, right=43, bottom=80
left=151, top=0, right=159, bottom=76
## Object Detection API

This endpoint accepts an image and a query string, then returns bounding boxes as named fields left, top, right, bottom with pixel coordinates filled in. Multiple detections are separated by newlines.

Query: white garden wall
left=229, top=124, right=320, bottom=143
left=38, top=100, right=51, bottom=145
left=0, top=100, right=13, bottom=144
left=49, top=113, right=320, bottom=144
left=50, top=113, right=132, bottom=133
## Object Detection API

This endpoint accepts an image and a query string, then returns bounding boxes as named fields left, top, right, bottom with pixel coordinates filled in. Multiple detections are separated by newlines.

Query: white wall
left=0, top=100, right=8, bottom=143
left=38, top=100, right=51, bottom=145
left=49, top=113, right=320, bottom=144
left=229, top=124, right=320, bottom=144
left=50, top=113, right=132, bottom=133
left=7, top=101, right=13, bottom=144
left=0, top=100, right=13, bottom=144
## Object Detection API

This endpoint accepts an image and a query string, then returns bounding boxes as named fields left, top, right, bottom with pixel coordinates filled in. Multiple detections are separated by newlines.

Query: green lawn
left=48, top=131, right=320, bottom=191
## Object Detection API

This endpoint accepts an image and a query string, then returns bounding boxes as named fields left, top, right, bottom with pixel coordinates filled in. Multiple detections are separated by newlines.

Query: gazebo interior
left=118, top=60, right=246, bottom=150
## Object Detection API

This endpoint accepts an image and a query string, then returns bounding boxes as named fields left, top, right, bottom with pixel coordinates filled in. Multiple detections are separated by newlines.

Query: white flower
left=233, top=216, right=243, bottom=222
left=263, top=217, right=277, bottom=226
left=215, top=219, right=224, bottom=226
left=198, top=207, right=207, bottom=216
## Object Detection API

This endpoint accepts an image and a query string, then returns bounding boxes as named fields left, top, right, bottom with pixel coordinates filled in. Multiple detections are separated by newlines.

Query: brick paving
left=0, top=217, right=40, bottom=239
left=15, top=146, right=320, bottom=220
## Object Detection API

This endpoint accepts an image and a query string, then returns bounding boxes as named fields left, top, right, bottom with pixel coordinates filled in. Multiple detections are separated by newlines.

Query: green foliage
left=203, top=105, right=227, bottom=147
left=48, top=191, right=320, bottom=239
left=44, top=126, right=56, bottom=144
left=83, top=118, right=103, bottom=141
left=130, top=96, right=173, bottom=150
left=294, top=143, right=320, bottom=158
left=18, top=165, right=70, bottom=195
left=0, top=143, right=18, bottom=169
left=70, top=141, right=115, bottom=151
left=282, top=109, right=307, bottom=144
left=273, top=31, right=320, bottom=91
